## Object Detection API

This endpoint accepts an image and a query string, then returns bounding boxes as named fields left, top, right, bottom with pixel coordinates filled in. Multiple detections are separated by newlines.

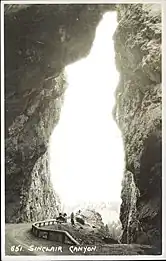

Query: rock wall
left=5, top=72, right=66, bottom=222
left=114, top=4, right=162, bottom=250
left=5, top=4, right=115, bottom=222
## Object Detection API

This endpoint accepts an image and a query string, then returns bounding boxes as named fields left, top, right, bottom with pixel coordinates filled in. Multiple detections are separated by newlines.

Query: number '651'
left=11, top=245, right=23, bottom=252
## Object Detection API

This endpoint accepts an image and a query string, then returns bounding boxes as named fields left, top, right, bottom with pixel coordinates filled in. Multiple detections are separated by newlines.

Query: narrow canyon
left=4, top=3, right=162, bottom=253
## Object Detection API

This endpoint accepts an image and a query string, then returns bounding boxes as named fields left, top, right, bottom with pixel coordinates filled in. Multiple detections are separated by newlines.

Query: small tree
left=105, top=224, right=110, bottom=234
left=107, top=220, right=122, bottom=240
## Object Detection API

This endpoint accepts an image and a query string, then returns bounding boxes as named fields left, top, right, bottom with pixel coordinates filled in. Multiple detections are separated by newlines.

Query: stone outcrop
left=113, top=4, right=162, bottom=251
left=76, top=209, right=104, bottom=229
left=66, top=209, right=111, bottom=245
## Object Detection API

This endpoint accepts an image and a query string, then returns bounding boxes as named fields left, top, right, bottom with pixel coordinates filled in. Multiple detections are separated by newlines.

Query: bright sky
left=49, top=12, right=125, bottom=214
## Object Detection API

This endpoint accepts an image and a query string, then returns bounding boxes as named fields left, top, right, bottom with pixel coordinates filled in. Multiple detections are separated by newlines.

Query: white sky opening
left=49, top=11, right=125, bottom=224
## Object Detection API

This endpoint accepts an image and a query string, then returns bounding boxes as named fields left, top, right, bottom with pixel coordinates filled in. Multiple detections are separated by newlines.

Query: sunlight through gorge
left=49, top=11, right=125, bottom=223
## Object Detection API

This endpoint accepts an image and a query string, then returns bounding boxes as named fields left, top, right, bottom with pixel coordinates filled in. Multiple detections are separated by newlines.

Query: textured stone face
left=114, top=4, right=162, bottom=250
left=5, top=72, right=66, bottom=222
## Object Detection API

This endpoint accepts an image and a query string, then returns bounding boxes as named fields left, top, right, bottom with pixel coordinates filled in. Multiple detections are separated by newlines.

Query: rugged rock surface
left=75, top=209, right=105, bottom=229
left=48, top=209, right=111, bottom=245
left=113, top=4, right=162, bottom=251
left=5, top=4, right=115, bottom=222
left=5, top=72, right=65, bottom=222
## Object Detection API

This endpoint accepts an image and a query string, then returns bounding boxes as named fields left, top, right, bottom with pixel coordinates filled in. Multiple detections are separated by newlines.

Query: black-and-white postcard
left=1, top=0, right=165, bottom=260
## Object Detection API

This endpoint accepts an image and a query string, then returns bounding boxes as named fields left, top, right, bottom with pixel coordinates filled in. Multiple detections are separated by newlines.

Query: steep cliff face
left=5, top=4, right=115, bottom=222
left=5, top=72, right=66, bottom=222
left=114, top=4, right=162, bottom=249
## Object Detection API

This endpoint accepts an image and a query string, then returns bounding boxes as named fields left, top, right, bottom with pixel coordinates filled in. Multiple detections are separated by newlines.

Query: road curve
left=5, top=223, right=70, bottom=256
left=5, top=223, right=159, bottom=256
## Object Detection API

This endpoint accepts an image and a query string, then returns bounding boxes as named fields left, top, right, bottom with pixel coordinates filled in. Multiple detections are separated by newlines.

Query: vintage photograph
left=3, top=2, right=162, bottom=257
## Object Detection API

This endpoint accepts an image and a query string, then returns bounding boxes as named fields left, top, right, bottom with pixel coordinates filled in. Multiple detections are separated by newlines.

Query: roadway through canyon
left=5, top=223, right=159, bottom=256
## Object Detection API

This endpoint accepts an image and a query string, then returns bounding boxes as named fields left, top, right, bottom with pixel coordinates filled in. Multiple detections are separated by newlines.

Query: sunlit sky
left=49, top=12, right=125, bottom=214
